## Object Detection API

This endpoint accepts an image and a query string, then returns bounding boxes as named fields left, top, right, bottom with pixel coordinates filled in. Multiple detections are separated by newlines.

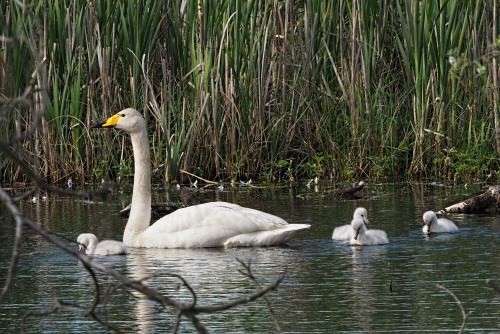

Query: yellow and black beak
left=92, top=113, right=122, bottom=128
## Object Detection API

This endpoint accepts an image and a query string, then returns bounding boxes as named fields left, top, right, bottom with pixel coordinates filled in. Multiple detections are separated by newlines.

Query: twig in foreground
left=436, top=284, right=472, bottom=334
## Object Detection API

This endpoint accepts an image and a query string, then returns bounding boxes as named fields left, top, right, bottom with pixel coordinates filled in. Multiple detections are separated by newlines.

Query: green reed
left=0, top=0, right=498, bottom=185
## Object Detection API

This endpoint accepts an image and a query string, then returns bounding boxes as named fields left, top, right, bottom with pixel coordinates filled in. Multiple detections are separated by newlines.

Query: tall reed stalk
left=0, top=0, right=498, bottom=185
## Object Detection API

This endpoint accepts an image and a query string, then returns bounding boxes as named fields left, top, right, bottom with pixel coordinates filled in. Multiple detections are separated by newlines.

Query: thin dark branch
left=236, top=257, right=282, bottom=333
left=11, top=186, right=38, bottom=202
left=436, top=284, right=472, bottom=334
left=173, top=311, right=182, bottom=334
left=236, top=257, right=255, bottom=280
left=185, top=313, right=209, bottom=334
left=79, top=261, right=101, bottom=317
left=2, top=181, right=285, bottom=333
left=192, top=273, right=285, bottom=314
left=0, top=188, right=25, bottom=302
left=165, top=273, right=197, bottom=308
left=21, top=303, right=58, bottom=334
left=0, top=141, right=112, bottom=200
left=1, top=190, right=285, bottom=320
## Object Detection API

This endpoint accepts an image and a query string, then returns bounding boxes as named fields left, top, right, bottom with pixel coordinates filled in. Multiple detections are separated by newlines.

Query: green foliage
left=0, top=0, right=498, bottom=185
left=114, top=156, right=133, bottom=182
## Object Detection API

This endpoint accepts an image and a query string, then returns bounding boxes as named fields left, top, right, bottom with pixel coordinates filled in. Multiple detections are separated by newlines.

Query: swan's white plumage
left=95, top=108, right=310, bottom=248
left=349, top=218, right=388, bottom=246
left=422, top=211, right=459, bottom=234
left=332, top=207, right=369, bottom=240
left=77, top=233, right=128, bottom=255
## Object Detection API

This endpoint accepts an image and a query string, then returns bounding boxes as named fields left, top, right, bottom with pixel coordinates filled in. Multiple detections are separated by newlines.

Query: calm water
left=0, top=183, right=499, bottom=333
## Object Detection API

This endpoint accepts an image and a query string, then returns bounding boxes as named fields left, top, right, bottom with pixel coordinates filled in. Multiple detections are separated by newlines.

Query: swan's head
left=353, top=207, right=369, bottom=225
left=351, top=218, right=366, bottom=240
left=422, top=211, right=437, bottom=227
left=77, top=233, right=98, bottom=253
left=92, top=108, right=146, bottom=134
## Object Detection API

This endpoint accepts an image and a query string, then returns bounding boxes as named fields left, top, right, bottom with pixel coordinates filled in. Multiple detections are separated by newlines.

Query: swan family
left=77, top=108, right=459, bottom=254
left=89, top=108, right=310, bottom=249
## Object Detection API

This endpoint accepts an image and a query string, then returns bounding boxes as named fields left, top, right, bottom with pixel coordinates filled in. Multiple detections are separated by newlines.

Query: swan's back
left=435, top=218, right=459, bottom=233
left=140, top=202, right=310, bottom=248
left=351, top=229, right=388, bottom=246
left=424, top=217, right=459, bottom=233
left=77, top=233, right=128, bottom=255
left=332, top=225, right=353, bottom=240
left=93, top=240, right=128, bottom=255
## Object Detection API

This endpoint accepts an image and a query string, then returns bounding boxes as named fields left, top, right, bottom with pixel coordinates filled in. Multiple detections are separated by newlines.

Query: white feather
left=77, top=233, right=128, bottom=255
left=332, top=207, right=369, bottom=240
left=422, top=211, right=459, bottom=234
left=349, top=218, right=389, bottom=246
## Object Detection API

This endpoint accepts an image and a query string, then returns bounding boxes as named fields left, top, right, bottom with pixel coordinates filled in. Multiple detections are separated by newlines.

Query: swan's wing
left=141, top=202, right=297, bottom=248
left=224, top=224, right=310, bottom=247
left=436, top=218, right=459, bottom=233
left=351, top=229, right=388, bottom=246
left=332, top=224, right=353, bottom=240
left=368, top=229, right=389, bottom=245
left=371, top=229, right=388, bottom=239
left=94, top=240, right=128, bottom=255
left=238, top=205, right=289, bottom=229
left=149, top=202, right=283, bottom=232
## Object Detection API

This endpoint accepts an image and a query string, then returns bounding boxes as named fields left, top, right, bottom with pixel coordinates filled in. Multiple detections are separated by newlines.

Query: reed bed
left=0, top=0, right=498, bottom=185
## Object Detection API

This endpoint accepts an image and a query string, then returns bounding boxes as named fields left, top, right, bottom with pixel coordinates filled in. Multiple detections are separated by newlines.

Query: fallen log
left=324, top=181, right=366, bottom=199
left=437, top=185, right=500, bottom=214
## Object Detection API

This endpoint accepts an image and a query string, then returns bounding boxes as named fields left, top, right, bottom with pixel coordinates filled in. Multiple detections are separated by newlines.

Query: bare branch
left=165, top=273, right=198, bottom=308
left=1, top=185, right=286, bottom=331
left=436, top=284, right=472, bottom=334
left=0, top=140, right=112, bottom=200
left=192, top=272, right=284, bottom=314
left=0, top=188, right=24, bottom=302
left=236, top=258, right=282, bottom=333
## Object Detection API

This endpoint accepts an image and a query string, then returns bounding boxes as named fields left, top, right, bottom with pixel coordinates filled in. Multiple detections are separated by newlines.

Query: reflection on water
left=125, top=246, right=301, bottom=333
left=0, top=183, right=499, bottom=332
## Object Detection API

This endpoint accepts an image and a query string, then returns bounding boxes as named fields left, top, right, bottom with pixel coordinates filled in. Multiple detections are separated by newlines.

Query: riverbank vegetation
left=1, top=0, right=499, bottom=186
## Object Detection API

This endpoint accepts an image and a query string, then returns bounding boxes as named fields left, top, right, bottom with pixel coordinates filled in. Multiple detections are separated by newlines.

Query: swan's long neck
left=123, top=129, right=152, bottom=246
left=86, top=235, right=98, bottom=254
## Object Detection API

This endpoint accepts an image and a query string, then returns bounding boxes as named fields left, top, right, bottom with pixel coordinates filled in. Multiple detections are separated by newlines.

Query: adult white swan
left=350, top=218, right=388, bottom=246
left=422, top=211, right=459, bottom=234
left=93, top=108, right=310, bottom=248
left=77, top=233, right=128, bottom=255
left=332, top=207, right=369, bottom=240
